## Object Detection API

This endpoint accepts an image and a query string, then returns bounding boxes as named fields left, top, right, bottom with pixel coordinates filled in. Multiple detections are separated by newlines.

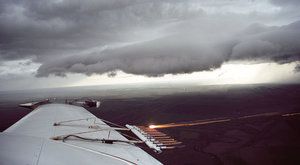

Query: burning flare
left=149, top=125, right=157, bottom=129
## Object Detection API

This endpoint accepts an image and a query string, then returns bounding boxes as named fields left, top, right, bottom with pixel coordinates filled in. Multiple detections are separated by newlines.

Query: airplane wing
left=0, top=103, right=162, bottom=165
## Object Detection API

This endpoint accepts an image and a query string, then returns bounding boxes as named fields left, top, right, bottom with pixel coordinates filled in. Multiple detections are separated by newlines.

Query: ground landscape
left=1, top=84, right=300, bottom=165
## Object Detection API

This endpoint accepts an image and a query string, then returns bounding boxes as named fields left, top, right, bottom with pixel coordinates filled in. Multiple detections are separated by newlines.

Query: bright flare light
left=149, top=125, right=157, bottom=129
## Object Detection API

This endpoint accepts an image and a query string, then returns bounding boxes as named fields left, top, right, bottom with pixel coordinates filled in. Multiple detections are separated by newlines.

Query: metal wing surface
left=0, top=103, right=162, bottom=165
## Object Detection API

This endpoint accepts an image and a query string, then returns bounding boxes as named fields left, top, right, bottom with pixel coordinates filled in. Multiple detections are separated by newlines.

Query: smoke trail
left=149, top=112, right=300, bottom=129
left=238, top=112, right=280, bottom=119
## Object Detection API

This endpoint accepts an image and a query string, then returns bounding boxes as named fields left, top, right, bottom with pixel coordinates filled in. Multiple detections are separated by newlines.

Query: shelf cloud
left=1, top=0, right=300, bottom=78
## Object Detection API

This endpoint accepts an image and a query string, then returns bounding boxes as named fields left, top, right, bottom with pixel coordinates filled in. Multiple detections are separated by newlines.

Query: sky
left=0, top=0, right=300, bottom=91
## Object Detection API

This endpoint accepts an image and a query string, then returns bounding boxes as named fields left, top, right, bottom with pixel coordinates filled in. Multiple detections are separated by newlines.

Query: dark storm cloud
left=270, top=0, right=300, bottom=24
left=231, top=21, right=300, bottom=63
left=0, top=0, right=204, bottom=61
left=0, top=0, right=139, bottom=60
left=271, top=0, right=300, bottom=6
left=295, top=64, right=300, bottom=72
left=1, top=0, right=300, bottom=77
left=36, top=20, right=300, bottom=77
left=37, top=36, right=232, bottom=77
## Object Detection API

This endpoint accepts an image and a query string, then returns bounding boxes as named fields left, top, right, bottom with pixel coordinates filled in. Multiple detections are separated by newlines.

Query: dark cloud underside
left=0, top=0, right=300, bottom=77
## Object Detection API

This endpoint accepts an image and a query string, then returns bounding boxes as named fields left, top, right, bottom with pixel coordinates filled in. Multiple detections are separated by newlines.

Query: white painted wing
left=0, top=103, right=162, bottom=165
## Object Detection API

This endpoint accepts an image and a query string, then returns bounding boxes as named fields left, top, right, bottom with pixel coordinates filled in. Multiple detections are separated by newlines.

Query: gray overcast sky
left=0, top=0, right=300, bottom=90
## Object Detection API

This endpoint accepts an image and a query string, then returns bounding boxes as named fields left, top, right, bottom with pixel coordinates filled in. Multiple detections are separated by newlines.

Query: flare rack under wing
left=1, top=103, right=162, bottom=165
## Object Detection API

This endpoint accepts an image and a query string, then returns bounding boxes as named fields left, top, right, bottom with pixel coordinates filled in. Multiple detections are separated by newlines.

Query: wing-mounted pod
left=84, top=99, right=101, bottom=108
left=19, top=99, right=51, bottom=109
left=66, top=98, right=101, bottom=108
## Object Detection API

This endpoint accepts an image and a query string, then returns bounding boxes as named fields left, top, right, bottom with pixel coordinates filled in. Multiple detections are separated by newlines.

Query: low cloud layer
left=36, top=20, right=300, bottom=77
left=1, top=0, right=300, bottom=78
